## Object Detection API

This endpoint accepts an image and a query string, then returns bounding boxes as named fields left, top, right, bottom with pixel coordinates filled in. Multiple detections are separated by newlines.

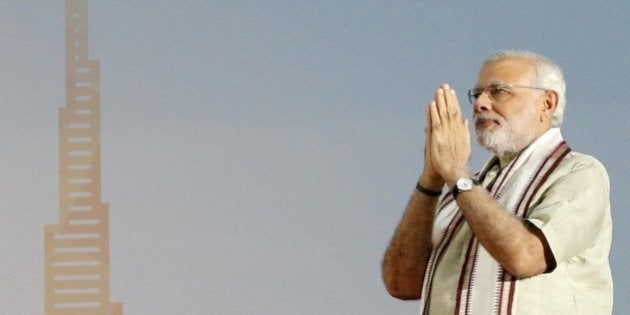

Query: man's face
left=472, top=58, right=547, bottom=157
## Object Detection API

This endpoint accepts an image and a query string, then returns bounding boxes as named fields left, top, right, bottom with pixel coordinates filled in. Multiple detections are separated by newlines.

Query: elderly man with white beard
left=382, top=50, right=613, bottom=315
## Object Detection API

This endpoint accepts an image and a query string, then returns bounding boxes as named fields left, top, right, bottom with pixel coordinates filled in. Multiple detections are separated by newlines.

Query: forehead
left=477, top=58, right=536, bottom=86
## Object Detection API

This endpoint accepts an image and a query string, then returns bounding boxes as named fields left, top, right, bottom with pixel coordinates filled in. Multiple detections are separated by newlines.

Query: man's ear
left=544, top=90, right=559, bottom=113
left=541, top=90, right=559, bottom=122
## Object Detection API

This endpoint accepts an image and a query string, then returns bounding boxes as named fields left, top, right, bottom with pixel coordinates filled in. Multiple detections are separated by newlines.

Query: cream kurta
left=424, top=146, right=613, bottom=314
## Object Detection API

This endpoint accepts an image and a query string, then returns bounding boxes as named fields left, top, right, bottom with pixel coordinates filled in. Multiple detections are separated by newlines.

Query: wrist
left=418, top=174, right=444, bottom=192
left=450, top=177, right=480, bottom=199
left=416, top=182, right=442, bottom=197
left=443, top=167, right=471, bottom=189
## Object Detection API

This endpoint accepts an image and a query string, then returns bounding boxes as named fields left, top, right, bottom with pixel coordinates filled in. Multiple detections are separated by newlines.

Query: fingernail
left=438, top=88, right=443, bottom=94
left=444, top=84, right=450, bottom=89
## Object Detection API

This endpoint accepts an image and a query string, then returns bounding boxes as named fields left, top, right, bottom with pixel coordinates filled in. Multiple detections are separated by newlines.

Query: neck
left=497, top=152, right=517, bottom=168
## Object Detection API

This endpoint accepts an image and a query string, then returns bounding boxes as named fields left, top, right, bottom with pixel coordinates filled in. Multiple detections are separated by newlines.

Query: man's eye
left=490, top=87, right=509, bottom=97
left=471, top=89, right=485, bottom=98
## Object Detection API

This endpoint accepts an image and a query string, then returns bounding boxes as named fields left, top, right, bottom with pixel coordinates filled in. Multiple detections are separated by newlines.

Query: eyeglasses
left=467, top=83, right=549, bottom=104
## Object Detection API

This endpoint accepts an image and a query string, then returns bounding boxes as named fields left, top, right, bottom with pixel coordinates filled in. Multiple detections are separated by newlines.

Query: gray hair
left=483, top=50, right=567, bottom=127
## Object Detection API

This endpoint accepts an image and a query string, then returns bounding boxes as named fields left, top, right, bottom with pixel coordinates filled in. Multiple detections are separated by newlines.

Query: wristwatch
left=450, top=177, right=478, bottom=199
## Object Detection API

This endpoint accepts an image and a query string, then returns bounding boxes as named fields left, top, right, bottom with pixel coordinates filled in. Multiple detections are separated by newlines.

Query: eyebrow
left=473, top=81, right=507, bottom=90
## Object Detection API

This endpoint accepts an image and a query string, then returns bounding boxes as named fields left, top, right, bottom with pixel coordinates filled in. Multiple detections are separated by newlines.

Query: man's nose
left=473, top=92, right=492, bottom=113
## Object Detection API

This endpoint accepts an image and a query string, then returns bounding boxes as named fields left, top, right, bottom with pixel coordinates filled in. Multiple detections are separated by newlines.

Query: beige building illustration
left=44, top=0, right=123, bottom=314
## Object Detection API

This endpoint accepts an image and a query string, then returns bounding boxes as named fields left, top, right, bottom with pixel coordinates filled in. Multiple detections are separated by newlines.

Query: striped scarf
left=419, top=128, right=571, bottom=315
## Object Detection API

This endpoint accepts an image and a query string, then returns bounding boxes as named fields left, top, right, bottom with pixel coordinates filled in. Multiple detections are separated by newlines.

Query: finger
left=426, top=103, right=433, bottom=132
left=442, top=84, right=461, bottom=119
left=425, top=104, right=432, bottom=143
left=434, top=87, right=448, bottom=122
left=425, top=104, right=434, bottom=162
left=465, top=119, right=471, bottom=139
left=429, top=101, right=441, bottom=130
left=463, top=119, right=471, bottom=152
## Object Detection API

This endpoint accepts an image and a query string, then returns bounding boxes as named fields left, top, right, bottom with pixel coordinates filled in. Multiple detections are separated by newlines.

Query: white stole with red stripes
left=419, top=128, right=571, bottom=315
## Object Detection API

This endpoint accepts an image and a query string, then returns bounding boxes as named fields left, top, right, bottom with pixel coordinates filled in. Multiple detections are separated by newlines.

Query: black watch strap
left=416, top=183, right=442, bottom=197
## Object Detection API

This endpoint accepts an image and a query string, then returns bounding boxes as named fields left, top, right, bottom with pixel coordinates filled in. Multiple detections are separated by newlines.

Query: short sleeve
left=525, top=153, right=611, bottom=264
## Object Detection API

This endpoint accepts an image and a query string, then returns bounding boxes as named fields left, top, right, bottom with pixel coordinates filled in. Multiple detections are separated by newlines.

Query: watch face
left=457, top=178, right=474, bottom=191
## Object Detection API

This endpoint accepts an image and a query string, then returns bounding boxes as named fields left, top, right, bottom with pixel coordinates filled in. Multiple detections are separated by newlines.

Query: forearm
left=455, top=186, right=549, bottom=277
left=382, top=179, right=440, bottom=299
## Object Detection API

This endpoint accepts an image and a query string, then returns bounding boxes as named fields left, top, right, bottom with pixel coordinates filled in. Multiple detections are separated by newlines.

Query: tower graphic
left=44, top=0, right=123, bottom=314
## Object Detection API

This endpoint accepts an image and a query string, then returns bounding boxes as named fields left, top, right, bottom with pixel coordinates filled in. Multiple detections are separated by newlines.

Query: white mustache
left=474, top=113, right=503, bottom=126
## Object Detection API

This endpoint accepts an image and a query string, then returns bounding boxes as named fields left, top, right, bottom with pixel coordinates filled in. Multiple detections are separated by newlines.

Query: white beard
left=475, top=106, right=539, bottom=157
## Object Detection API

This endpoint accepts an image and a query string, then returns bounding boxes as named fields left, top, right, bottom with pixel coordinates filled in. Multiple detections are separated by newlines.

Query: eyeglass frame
left=467, top=83, right=550, bottom=104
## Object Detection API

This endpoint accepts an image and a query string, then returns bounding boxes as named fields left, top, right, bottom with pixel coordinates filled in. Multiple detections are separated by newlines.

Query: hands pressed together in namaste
left=423, top=84, right=472, bottom=189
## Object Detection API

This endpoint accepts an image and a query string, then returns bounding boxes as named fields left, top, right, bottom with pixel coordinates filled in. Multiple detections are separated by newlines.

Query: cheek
left=510, top=105, right=540, bottom=128
left=489, top=106, right=509, bottom=122
left=503, top=99, right=539, bottom=121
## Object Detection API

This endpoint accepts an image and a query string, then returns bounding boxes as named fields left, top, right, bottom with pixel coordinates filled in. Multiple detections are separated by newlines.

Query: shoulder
left=533, top=150, right=611, bottom=204
left=554, top=151, right=609, bottom=182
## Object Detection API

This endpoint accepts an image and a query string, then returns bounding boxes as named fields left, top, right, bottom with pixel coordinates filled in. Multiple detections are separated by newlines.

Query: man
left=382, top=50, right=613, bottom=314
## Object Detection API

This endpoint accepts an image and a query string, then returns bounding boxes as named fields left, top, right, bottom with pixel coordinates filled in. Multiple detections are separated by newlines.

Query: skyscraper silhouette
left=44, top=1, right=123, bottom=314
